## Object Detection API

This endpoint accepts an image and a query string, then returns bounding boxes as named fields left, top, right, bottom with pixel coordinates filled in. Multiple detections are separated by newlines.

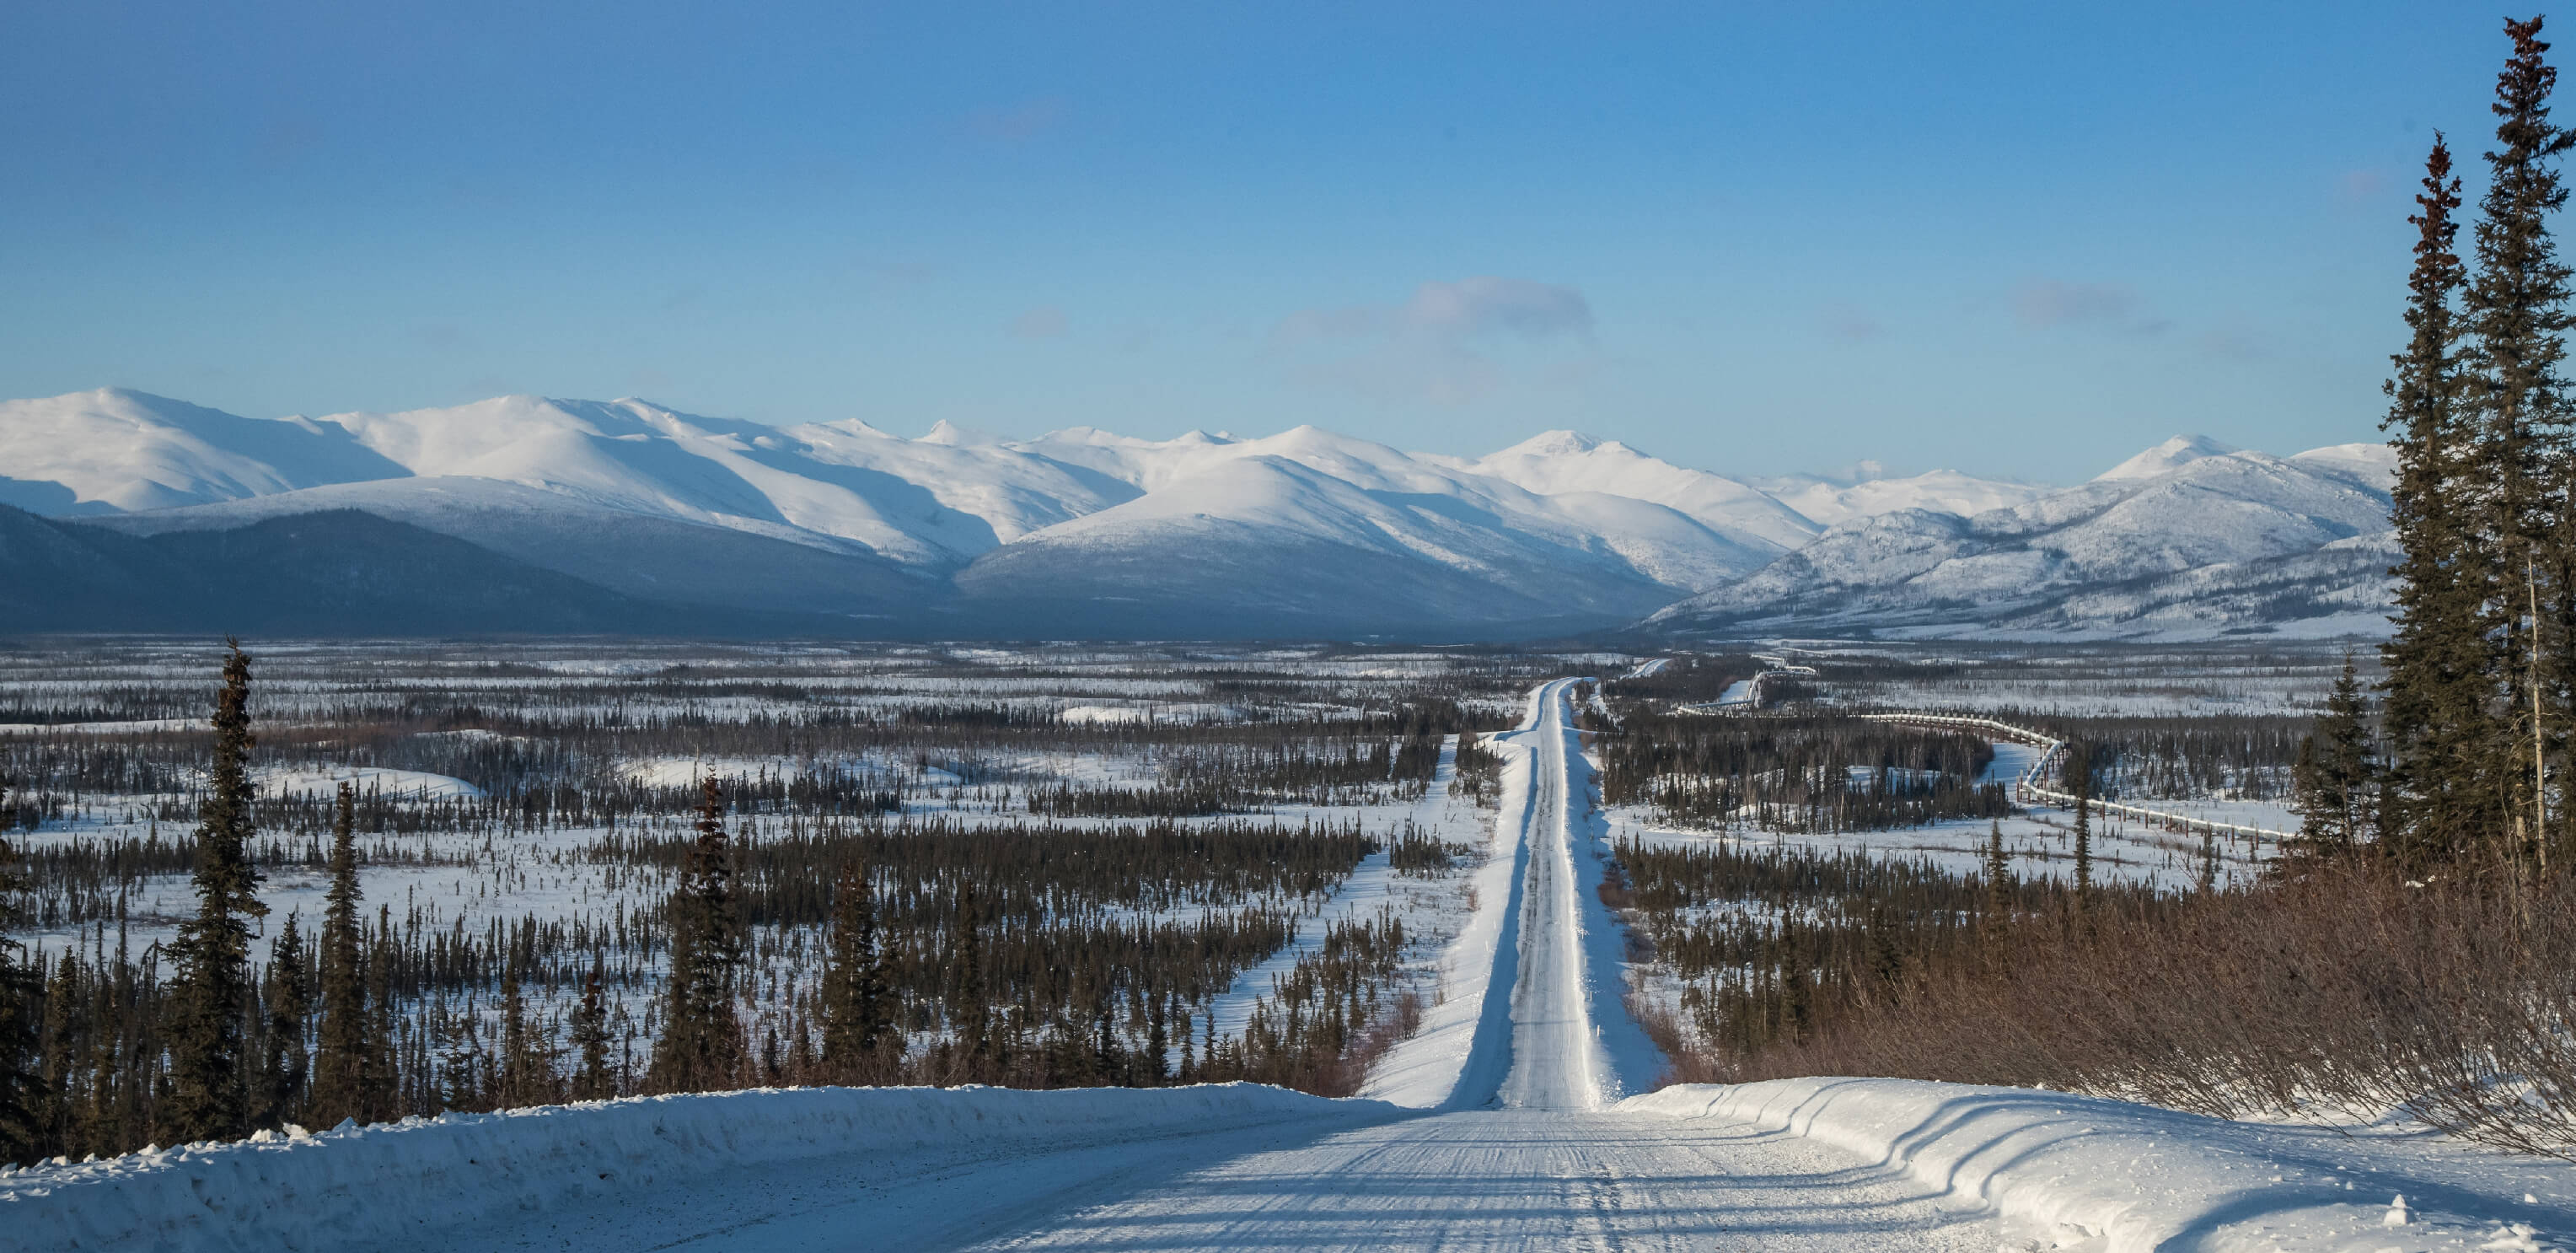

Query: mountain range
left=0, top=389, right=2394, bottom=639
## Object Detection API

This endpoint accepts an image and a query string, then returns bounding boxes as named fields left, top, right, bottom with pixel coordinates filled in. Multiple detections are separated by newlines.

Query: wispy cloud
left=1269, top=277, right=1596, bottom=406
left=2015, top=279, right=2167, bottom=336
left=1010, top=306, right=1069, bottom=339
left=2337, top=169, right=2390, bottom=204
left=1818, top=304, right=1884, bottom=342
left=1402, top=277, right=1591, bottom=338
left=2196, top=321, right=2271, bottom=362
left=2016, top=280, right=2134, bottom=328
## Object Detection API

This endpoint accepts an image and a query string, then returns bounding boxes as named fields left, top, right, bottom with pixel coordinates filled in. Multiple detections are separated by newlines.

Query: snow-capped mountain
left=0, top=387, right=2394, bottom=638
left=1646, top=441, right=2399, bottom=641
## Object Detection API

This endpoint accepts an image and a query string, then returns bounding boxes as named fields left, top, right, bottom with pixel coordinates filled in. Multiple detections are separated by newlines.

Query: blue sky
left=0, top=2, right=2516, bottom=482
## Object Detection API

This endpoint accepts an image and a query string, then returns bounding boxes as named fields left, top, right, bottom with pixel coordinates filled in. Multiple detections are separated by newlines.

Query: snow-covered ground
left=14, top=678, right=2567, bottom=1252
left=1195, top=736, right=1485, bottom=1055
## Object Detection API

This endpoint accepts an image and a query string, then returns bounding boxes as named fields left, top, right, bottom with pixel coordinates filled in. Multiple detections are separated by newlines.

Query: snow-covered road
left=965, top=679, right=1996, bottom=1250
left=971, top=1108, right=1994, bottom=1251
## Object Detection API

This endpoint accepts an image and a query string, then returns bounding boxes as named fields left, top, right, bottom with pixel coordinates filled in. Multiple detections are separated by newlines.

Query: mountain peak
left=920, top=418, right=999, bottom=446
left=1491, top=429, right=1616, bottom=460
left=2094, top=434, right=2236, bottom=483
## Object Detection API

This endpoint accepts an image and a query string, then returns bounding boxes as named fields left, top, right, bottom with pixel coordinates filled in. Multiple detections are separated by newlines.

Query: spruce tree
left=2466, top=15, right=2576, bottom=870
left=569, top=955, right=612, bottom=1101
left=1980, top=818, right=2012, bottom=953
left=164, top=641, right=268, bottom=1143
left=310, top=783, right=366, bottom=1127
left=2294, top=653, right=2381, bottom=854
left=496, top=958, right=552, bottom=1108
left=647, top=777, right=745, bottom=1093
left=2380, top=132, right=2501, bottom=866
left=363, top=906, right=398, bottom=1121
left=2066, top=743, right=2095, bottom=922
left=257, top=913, right=311, bottom=1128
left=819, top=863, right=898, bottom=1082
left=0, top=779, right=40, bottom=1163
left=949, top=882, right=990, bottom=1077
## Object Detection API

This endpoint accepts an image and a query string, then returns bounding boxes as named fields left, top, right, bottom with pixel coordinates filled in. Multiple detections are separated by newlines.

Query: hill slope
left=1645, top=442, right=2398, bottom=640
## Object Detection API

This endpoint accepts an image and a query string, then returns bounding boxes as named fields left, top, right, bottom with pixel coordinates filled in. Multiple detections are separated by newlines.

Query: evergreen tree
left=363, top=906, right=398, bottom=1121
left=37, top=953, right=75, bottom=1160
left=2380, top=132, right=2502, bottom=865
left=2293, top=653, right=2381, bottom=853
left=0, top=779, right=40, bottom=1163
left=1980, top=819, right=2012, bottom=953
left=2466, top=15, right=2576, bottom=871
left=496, top=958, right=552, bottom=1108
left=949, top=882, right=990, bottom=1076
left=819, top=863, right=898, bottom=1081
left=2066, top=743, right=2095, bottom=922
left=647, top=777, right=745, bottom=1093
left=164, top=641, right=268, bottom=1143
left=310, top=783, right=366, bottom=1127
left=1144, top=991, right=1167, bottom=1085
left=569, top=955, right=612, bottom=1101
left=257, top=912, right=311, bottom=1128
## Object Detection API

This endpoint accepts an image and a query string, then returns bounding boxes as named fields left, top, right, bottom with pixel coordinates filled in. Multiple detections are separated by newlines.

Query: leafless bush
left=1720, top=858, right=2576, bottom=1159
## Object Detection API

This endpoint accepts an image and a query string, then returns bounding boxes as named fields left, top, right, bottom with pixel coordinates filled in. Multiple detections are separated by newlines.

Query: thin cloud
left=1401, top=277, right=1592, bottom=339
left=1011, top=306, right=1069, bottom=339
left=1818, top=304, right=1884, bottom=342
left=2197, top=322, right=2271, bottom=362
left=2015, top=280, right=2139, bottom=329
left=1269, top=277, right=1597, bottom=406
left=2337, top=169, right=2390, bottom=204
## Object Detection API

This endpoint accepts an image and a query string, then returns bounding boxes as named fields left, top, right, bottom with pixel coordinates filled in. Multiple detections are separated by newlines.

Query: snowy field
left=8, top=675, right=2568, bottom=1252
left=0, top=640, right=1578, bottom=1089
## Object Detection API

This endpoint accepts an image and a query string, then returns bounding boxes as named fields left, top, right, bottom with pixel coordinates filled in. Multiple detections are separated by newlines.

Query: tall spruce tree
left=949, top=882, right=991, bottom=1076
left=647, top=777, right=745, bottom=1093
left=2380, top=132, right=2500, bottom=866
left=569, top=955, right=612, bottom=1101
left=2294, top=653, right=2381, bottom=854
left=1980, top=818, right=2012, bottom=954
left=257, top=913, right=311, bottom=1128
left=2066, top=742, right=2095, bottom=922
left=310, top=783, right=367, bottom=1127
left=819, top=862, right=899, bottom=1082
left=496, top=957, right=552, bottom=1108
left=164, top=640, right=268, bottom=1143
left=2466, top=15, right=2576, bottom=871
left=364, top=906, right=398, bottom=1121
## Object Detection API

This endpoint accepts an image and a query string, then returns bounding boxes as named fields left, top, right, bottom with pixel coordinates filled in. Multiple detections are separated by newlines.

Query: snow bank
left=1, top=1083, right=1388, bottom=1253
left=1362, top=726, right=1536, bottom=1109
left=1624, top=1078, right=2572, bottom=1252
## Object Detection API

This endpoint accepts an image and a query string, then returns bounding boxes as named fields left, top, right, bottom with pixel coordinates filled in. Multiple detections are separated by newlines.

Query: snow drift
left=0, top=1083, right=1394, bottom=1253
left=1625, top=1078, right=2568, bottom=1252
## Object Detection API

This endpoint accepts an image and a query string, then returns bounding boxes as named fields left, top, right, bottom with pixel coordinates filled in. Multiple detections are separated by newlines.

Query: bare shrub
left=1718, top=858, right=2576, bottom=1159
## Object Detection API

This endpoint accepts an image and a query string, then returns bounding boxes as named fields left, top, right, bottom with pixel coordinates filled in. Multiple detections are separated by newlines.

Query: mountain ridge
left=0, top=387, right=2396, bottom=639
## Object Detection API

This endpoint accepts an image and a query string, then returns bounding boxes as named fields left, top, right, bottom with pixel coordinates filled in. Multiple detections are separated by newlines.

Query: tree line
left=0, top=643, right=1448, bottom=1165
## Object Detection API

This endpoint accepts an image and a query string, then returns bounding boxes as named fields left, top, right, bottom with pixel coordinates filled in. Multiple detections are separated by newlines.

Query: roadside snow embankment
left=1626, top=1078, right=2569, bottom=1252
left=3, top=1084, right=1394, bottom=1253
